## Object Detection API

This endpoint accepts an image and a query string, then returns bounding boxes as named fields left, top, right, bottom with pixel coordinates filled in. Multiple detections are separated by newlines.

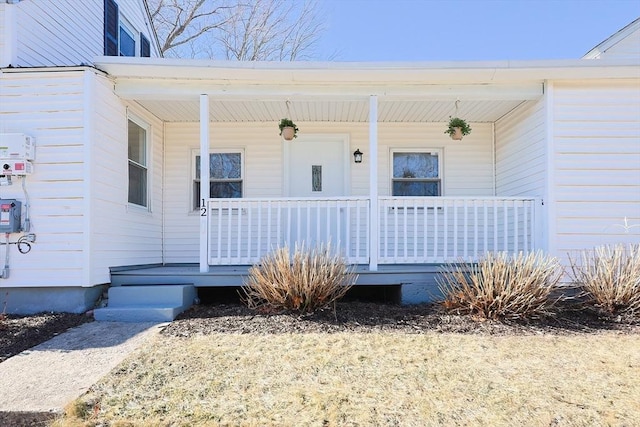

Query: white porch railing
left=206, top=196, right=541, bottom=265
left=378, top=197, right=541, bottom=263
left=207, top=197, right=370, bottom=265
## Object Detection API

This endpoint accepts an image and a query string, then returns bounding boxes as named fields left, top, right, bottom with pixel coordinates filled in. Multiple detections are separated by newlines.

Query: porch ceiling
left=134, top=98, right=527, bottom=123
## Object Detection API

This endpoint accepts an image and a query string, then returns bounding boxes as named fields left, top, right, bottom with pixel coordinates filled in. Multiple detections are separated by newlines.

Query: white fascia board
left=112, top=79, right=544, bottom=101
left=94, top=56, right=639, bottom=84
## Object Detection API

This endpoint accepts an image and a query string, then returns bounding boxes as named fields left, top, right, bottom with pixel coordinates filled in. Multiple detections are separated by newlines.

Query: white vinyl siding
left=589, top=27, right=640, bottom=60
left=89, top=75, right=163, bottom=282
left=14, top=0, right=102, bottom=67
left=163, top=121, right=494, bottom=263
left=551, top=79, right=640, bottom=259
left=0, top=70, right=163, bottom=287
left=0, top=3, right=13, bottom=67
left=6, top=0, right=158, bottom=67
left=494, top=99, right=546, bottom=197
left=0, top=71, right=86, bottom=286
left=0, top=5, right=4, bottom=53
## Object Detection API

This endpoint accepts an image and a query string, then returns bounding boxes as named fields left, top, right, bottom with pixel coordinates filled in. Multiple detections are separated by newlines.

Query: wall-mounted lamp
left=353, top=148, right=363, bottom=163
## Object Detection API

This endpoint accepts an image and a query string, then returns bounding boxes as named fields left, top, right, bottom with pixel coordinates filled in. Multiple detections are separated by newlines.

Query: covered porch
left=96, top=58, right=550, bottom=274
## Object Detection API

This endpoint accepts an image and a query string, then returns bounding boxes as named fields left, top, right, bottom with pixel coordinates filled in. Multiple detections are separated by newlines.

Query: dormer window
left=104, top=0, right=151, bottom=57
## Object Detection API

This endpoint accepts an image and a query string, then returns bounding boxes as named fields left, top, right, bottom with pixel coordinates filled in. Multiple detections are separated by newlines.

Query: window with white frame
left=193, top=151, right=243, bottom=210
left=391, top=150, right=442, bottom=196
left=104, top=0, right=150, bottom=57
left=118, top=20, right=136, bottom=56
left=128, top=118, right=148, bottom=207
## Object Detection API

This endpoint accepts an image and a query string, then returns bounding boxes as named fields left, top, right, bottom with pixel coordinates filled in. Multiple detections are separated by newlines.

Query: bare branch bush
left=437, top=252, right=563, bottom=320
left=242, top=244, right=356, bottom=314
left=569, top=244, right=640, bottom=319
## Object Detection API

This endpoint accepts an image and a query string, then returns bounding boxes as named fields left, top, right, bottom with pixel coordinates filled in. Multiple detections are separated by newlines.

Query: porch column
left=199, top=94, right=210, bottom=273
left=369, top=95, right=378, bottom=271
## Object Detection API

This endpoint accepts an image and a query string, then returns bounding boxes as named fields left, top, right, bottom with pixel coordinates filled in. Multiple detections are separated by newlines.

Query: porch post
left=199, top=94, right=210, bottom=273
left=369, top=95, right=378, bottom=271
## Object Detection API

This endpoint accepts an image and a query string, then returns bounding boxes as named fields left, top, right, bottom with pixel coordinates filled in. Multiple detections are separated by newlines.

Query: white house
left=0, top=1, right=638, bottom=317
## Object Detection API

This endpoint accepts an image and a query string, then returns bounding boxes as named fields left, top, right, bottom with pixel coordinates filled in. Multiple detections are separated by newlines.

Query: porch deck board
left=110, top=264, right=445, bottom=287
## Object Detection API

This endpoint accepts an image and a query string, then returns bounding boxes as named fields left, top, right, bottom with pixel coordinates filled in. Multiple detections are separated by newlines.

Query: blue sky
left=315, top=0, right=640, bottom=61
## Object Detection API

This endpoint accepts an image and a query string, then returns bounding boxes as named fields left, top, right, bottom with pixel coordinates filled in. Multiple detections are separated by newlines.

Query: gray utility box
left=0, top=199, right=21, bottom=233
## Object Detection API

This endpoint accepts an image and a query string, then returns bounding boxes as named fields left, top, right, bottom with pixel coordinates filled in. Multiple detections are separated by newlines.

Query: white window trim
left=191, top=148, right=245, bottom=212
left=390, top=148, right=444, bottom=196
left=127, top=113, right=151, bottom=212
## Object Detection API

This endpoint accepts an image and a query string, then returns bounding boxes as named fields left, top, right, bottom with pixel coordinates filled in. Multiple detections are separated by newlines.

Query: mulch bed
left=0, top=411, right=56, bottom=427
left=162, top=301, right=640, bottom=338
left=1, top=303, right=637, bottom=365
left=0, top=312, right=92, bottom=363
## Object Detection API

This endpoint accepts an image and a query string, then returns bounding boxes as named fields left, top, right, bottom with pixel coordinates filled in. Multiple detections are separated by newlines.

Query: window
left=119, top=24, right=136, bottom=56
left=104, top=0, right=143, bottom=57
left=392, top=150, right=442, bottom=196
left=128, top=119, right=148, bottom=207
left=193, top=152, right=243, bottom=209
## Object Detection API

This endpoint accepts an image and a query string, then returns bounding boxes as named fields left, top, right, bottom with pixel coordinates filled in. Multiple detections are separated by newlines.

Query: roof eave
left=93, top=56, right=640, bottom=85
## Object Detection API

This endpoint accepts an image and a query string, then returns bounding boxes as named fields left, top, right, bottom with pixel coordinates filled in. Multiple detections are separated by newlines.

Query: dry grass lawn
left=58, top=332, right=640, bottom=427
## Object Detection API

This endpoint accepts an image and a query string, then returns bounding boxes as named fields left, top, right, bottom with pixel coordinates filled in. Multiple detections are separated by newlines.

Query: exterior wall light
left=353, top=148, right=363, bottom=163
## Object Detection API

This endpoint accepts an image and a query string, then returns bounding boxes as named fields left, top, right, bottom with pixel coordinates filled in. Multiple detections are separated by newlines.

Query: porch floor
left=110, top=263, right=446, bottom=287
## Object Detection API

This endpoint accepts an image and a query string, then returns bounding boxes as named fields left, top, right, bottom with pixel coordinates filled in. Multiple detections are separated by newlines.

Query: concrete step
left=107, top=284, right=196, bottom=308
left=94, top=284, right=196, bottom=322
left=94, top=305, right=183, bottom=322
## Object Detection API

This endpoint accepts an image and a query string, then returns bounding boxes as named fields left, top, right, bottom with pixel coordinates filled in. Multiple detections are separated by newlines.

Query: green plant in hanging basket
left=445, top=117, right=472, bottom=139
left=278, top=118, right=299, bottom=140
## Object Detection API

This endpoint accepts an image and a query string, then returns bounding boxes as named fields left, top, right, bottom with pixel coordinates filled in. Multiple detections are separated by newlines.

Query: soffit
left=135, top=98, right=525, bottom=123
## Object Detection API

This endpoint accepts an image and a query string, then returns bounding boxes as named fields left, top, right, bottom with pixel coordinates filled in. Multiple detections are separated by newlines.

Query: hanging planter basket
left=279, top=118, right=298, bottom=141
left=281, top=126, right=296, bottom=141
left=451, top=127, right=464, bottom=140
left=445, top=117, right=471, bottom=140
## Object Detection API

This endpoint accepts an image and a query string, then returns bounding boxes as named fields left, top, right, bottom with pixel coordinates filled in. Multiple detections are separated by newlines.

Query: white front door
left=285, top=136, right=348, bottom=249
left=287, top=136, right=346, bottom=197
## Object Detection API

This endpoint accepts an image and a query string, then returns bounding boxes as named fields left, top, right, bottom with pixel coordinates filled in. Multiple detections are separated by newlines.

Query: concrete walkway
left=0, top=321, right=164, bottom=413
